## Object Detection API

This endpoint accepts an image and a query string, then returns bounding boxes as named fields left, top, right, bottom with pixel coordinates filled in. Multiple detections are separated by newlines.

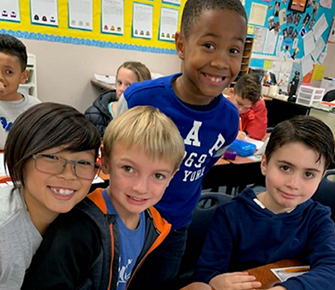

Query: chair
left=322, top=89, right=335, bottom=102
left=175, top=191, right=233, bottom=288
left=312, top=169, right=335, bottom=222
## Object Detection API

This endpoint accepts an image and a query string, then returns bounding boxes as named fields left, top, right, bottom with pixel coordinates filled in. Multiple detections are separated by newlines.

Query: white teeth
left=206, top=75, right=223, bottom=83
left=130, top=196, right=145, bottom=201
left=50, top=187, right=74, bottom=195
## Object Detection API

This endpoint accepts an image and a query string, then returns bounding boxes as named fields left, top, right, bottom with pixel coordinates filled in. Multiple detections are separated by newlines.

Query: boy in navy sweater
left=117, top=0, right=247, bottom=287
left=190, top=116, right=335, bottom=290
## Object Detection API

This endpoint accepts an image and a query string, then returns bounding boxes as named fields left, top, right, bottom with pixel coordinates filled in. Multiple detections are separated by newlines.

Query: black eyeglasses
left=32, top=154, right=101, bottom=180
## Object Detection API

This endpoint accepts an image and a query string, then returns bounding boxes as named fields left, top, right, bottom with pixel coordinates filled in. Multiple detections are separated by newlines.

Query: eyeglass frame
left=31, top=153, right=102, bottom=180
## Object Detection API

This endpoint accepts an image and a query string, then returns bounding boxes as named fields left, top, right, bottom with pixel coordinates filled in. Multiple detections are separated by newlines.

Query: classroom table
left=180, top=259, right=304, bottom=290
left=90, top=78, right=115, bottom=92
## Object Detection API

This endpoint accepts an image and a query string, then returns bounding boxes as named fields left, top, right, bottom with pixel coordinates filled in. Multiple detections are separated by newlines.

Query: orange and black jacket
left=22, top=188, right=171, bottom=290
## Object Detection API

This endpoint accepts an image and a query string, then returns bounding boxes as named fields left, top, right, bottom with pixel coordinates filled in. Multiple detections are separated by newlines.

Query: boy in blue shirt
left=191, top=116, right=335, bottom=290
left=117, top=0, right=247, bottom=287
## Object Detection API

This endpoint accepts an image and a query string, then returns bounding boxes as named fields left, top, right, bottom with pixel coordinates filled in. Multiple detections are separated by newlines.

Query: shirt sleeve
left=193, top=206, right=233, bottom=283
left=279, top=206, right=335, bottom=290
left=21, top=209, right=101, bottom=290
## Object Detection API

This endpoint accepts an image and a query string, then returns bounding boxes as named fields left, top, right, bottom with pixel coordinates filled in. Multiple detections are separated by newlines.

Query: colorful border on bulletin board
left=0, top=0, right=186, bottom=55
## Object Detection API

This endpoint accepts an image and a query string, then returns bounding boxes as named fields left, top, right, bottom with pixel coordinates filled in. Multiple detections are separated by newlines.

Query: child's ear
left=20, top=70, right=29, bottom=84
left=260, top=155, right=267, bottom=176
left=175, top=32, right=185, bottom=60
left=101, top=151, right=110, bottom=174
left=229, top=87, right=234, bottom=96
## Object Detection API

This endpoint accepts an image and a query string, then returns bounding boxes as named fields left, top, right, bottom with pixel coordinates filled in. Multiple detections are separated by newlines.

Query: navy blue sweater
left=194, top=188, right=335, bottom=290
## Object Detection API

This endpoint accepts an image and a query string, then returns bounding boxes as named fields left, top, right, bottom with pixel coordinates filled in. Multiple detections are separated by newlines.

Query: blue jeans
left=129, top=226, right=188, bottom=290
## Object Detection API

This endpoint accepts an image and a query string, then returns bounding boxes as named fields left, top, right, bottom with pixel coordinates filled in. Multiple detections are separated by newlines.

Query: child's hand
left=209, top=271, right=262, bottom=290
left=237, top=131, right=246, bottom=140
left=267, top=286, right=286, bottom=290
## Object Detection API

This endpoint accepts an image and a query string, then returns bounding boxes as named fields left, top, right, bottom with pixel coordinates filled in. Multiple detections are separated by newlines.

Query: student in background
left=190, top=116, right=335, bottom=290
left=0, top=33, right=41, bottom=149
left=85, top=61, right=151, bottom=138
left=22, top=106, right=185, bottom=289
left=0, top=102, right=101, bottom=289
left=228, top=73, right=268, bottom=141
left=116, top=0, right=246, bottom=287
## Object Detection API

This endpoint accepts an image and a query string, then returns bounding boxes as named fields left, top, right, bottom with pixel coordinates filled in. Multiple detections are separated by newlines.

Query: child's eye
left=280, top=165, right=290, bottom=172
left=204, top=43, right=215, bottom=50
left=122, top=165, right=133, bottom=173
left=5, top=70, right=13, bottom=74
left=230, top=48, right=240, bottom=54
left=117, top=80, right=122, bottom=86
left=305, top=172, right=315, bottom=179
left=154, top=173, right=165, bottom=180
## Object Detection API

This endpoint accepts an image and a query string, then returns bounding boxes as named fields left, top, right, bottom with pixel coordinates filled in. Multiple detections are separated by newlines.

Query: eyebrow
left=201, top=33, right=245, bottom=44
left=277, top=160, right=322, bottom=173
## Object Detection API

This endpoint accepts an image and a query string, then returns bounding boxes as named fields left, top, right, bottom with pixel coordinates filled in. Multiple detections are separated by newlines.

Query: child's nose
left=211, top=51, right=230, bottom=69
left=132, top=176, right=148, bottom=194
left=58, top=163, right=77, bottom=180
left=286, top=173, right=300, bottom=189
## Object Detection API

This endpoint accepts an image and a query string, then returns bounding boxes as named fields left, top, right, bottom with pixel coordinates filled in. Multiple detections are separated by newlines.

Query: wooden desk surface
left=247, top=259, right=303, bottom=289
left=180, top=259, right=303, bottom=290
left=91, top=78, right=115, bottom=92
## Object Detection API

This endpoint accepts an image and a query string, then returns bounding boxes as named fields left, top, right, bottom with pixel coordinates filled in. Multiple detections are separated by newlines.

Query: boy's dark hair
left=5, top=102, right=101, bottom=189
left=0, top=34, right=27, bottom=71
left=234, top=74, right=261, bottom=104
left=265, top=116, right=335, bottom=170
left=181, top=0, right=247, bottom=39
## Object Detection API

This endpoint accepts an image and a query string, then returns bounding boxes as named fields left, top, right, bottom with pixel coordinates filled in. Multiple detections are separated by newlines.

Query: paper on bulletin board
left=264, top=60, right=272, bottom=69
left=312, top=65, right=326, bottom=81
left=158, top=7, right=179, bottom=42
left=253, top=26, right=267, bottom=53
left=263, top=29, right=277, bottom=54
left=162, top=0, right=181, bottom=5
left=249, top=3, right=267, bottom=26
left=311, top=37, right=325, bottom=61
left=0, top=0, right=20, bottom=22
left=328, top=17, right=335, bottom=43
left=68, top=0, right=92, bottom=31
left=301, top=54, right=314, bottom=77
left=132, top=2, right=153, bottom=39
left=313, top=13, right=328, bottom=41
left=279, top=9, right=286, bottom=26
left=101, top=0, right=124, bottom=35
left=320, top=0, right=332, bottom=9
left=319, top=52, right=327, bottom=64
left=303, top=31, right=315, bottom=56
left=30, top=0, right=58, bottom=26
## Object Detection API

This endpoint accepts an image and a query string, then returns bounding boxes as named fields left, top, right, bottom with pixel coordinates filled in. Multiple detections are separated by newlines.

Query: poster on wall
left=159, top=7, right=179, bottom=42
left=30, top=0, right=58, bottom=27
left=328, top=17, right=335, bottom=43
left=101, top=0, right=124, bottom=35
left=0, top=0, right=20, bottom=22
left=162, top=0, right=181, bottom=6
left=68, top=0, right=92, bottom=31
left=132, top=2, right=153, bottom=40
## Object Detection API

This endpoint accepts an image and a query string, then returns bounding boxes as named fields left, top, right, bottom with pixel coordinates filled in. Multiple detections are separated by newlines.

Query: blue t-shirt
left=119, top=73, right=239, bottom=229
left=102, top=189, right=145, bottom=290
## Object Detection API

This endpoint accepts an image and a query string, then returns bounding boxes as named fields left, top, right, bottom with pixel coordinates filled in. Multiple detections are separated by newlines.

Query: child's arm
left=21, top=208, right=101, bottom=289
left=242, top=100, right=267, bottom=141
left=278, top=205, right=335, bottom=290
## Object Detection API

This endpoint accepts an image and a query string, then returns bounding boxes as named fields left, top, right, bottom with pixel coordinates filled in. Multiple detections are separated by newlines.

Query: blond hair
left=103, top=106, right=185, bottom=171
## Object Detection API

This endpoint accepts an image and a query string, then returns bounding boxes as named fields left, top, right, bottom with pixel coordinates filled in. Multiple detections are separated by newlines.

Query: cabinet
left=18, top=53, right=38, bottom=98
left=230, top=36, right=254, bottom=87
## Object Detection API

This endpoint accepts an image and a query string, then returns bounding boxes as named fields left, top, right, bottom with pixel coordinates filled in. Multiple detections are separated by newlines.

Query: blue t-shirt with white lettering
left=102, top=189, right=145, bottom=290
left=120, top=73, right=239, bottom=229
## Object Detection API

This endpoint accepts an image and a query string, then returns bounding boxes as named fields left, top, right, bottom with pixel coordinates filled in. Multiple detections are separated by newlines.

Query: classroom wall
left=22, top=38, right=181, bottom=113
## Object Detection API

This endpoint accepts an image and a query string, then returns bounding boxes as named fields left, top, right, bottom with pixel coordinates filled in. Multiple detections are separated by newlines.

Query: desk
left=247, top=259, right=303, bottom=289
left=265, top=96, right=310, bottom=128
left=180, top=259, right=303, bottom=290
left=90, top=78, right=115, bottom=92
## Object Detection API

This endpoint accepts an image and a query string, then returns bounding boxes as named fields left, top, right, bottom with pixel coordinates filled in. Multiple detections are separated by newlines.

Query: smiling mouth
left=127, top=195, right=147, bottom=202
left=204, top=73, right=227, bottom=83
left=50, top=187, right=75, bottom=196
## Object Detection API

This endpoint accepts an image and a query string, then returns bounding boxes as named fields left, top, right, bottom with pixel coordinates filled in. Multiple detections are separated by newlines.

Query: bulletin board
left=0, top=0, right=186, bottom=55
left=244, top=0, right=335, bottom=81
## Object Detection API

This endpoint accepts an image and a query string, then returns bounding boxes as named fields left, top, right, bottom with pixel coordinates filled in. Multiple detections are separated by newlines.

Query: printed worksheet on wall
left=132, top=2, right=153, bottom=40
left=101, top=0, right=124, bottom=35
left=30, top=0, right=58, bottom=27
left=159, top=7, right=179, bottom=42
left=0, top=0, right=20, bottom=22
left=68, top=0, right=92, bottom=31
